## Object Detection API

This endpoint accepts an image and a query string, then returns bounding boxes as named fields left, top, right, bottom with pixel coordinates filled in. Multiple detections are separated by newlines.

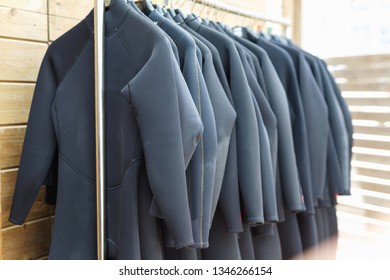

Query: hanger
left=133, top=0, right=154, bottom=15
left=153, top=4, right=163, bottom=14
left=167, top=7, right=177, bottom=17
left=162, top=6, right=169, bottom=15
left=175, top=8, right=187, bottom=19
left=231, top=25, right=259, bottom=42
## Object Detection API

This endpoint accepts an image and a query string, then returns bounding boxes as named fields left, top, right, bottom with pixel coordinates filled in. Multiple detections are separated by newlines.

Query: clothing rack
left=94, top=0, right=108, bottom=260
left=92, top=0, right=290, bottom=260
left=193, top=0, right=291, bottom=26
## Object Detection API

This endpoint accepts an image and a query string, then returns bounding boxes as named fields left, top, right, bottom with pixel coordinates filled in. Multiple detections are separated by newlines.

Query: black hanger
left=162, top=7, right=175, bottom=21
left=203, top=18, right=211, bottom=26
left=232, top=26, right=258, bottom=42
left=133, top=0, right=154, bottom=15
left=105, top=0, right=114, bottom=9
left=208, top=20, right=219, bottom=29
left=153, top=4, right=163, bottom=14
left=260, top=31, right=272, bottom=40
left=161, top=6, right=169, bottom=15
left=175, top=8, right=187, bottom=19
left=167, top=7, right=176, bottom=18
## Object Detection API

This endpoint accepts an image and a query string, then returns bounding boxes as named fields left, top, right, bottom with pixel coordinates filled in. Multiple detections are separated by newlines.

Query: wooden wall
left=0, top=0, right=288, bottom=260
left=0, top=0, right=93, bottom=260
left=327, top=54, right=390, bottom=259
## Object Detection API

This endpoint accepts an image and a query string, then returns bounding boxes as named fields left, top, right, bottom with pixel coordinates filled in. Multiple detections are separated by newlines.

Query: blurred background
left=0, top=0, right=389, bottom=259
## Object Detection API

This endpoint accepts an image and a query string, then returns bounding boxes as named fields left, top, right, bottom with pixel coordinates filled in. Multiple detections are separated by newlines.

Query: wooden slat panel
left=49, top=15, right=80, bottom=42
left=363, top=196, right=390, bottom=209
left=352, top=160, right=390, bottom=172
left=345, top=98, right=390, bottom=107
left=48, top=0, right=92, bottom=19
left=337, top=203, right=366, bottom=216
left=0, top=39, right=47, bottom=82
left=0, top=228, right=2, bottom=259
left=337, top=203, right=390, bottom=220
left=330, top=54, right=390, bottom=260
left=0, top=6, right=47, bottom=41
left=353, top=138, right=390, bottom=150
left=0, top=0, right=47, bottom=13
left=342, top=91, right=390, bottom=99
left=2, top=188, right=52, bottom=229
left=352, top=179, right=390, bottom=195
left=0, top=169, right=17, bottom=198
left=340, top=82, right=390, bottom=92
left=0, top=126, right=26, bottom=169
left=0, top=169, right=53, bottom=228
left=339, top=77, right=390, bottom=85
left=332, top=66, right=390, bottom=80
left=326, top=54, right=390, bottom=66
left=351, top=111, right=390, bottom=122
left=2, top=218, right=50, bottom=259
left=352, top=125, right=390, bottom=136
left=0, top=172, right=2, bottom=259
left=0, top=83, right=34, bottom=125
left=353, top=153, right=390, bottom=165
left=352, top=166, right=390, bottom=181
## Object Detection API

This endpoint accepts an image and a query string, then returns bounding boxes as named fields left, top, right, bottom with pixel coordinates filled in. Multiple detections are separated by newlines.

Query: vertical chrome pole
left=94, top=0, right=106, bottom=260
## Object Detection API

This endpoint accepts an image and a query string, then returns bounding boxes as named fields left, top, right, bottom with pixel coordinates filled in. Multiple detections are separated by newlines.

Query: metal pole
left=94, top=0, right=106, bottom=260
left=194, top=0, right=291, bottom=26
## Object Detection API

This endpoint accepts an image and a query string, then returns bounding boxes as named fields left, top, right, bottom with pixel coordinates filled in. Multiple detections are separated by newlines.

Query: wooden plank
left=0, top=170, right=2, bottom=259
left=0, top=168, right=55, bottom=220
left=351, top=111, right=390, bottom=122
left=353, top=138, right=390, bottom=150
left=0, top=227, right=2, bottom=259
left=2, top=218, right=50, bottom=259
left=339, top=77, right=390, bottom=86
left=352, top=125, right=390, bottom=136
left=0, top=169, right=17, bottom=198
left=340, top=82, right=390, bottom=92
left=363, top=196, right=390, bottom=209
left=49, top=15, right=80, bottom=42
left=332, top=66, right=390, bottom=80
left=351, top=179, right=390, bottom=195
left=0, top=0, right=47, bottom=13
left=326, top=54, right=390, bottom=66
left=337, top=202, right=390, bottom=221
left=0, top=6, right=47, bottom=41
left=0, top=39, right=47, bottom=82
left=2, top=188, right=52, bottom=229
left=0, top=83, right=34, bottom=125
left=48, top=0, right=93, bottom=20
left=337, top=203, right=367, bottom=217
left=345, top=97, right=390, bottom=107
left=352, top=166, right=390, bottom=181
left=0, top=169, right=53, bottom=228
left=353, top=153, right=390, bottom=165
left=0, top=126, right=26, bottom=169
left=342, top=91, right=390, bottom=99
